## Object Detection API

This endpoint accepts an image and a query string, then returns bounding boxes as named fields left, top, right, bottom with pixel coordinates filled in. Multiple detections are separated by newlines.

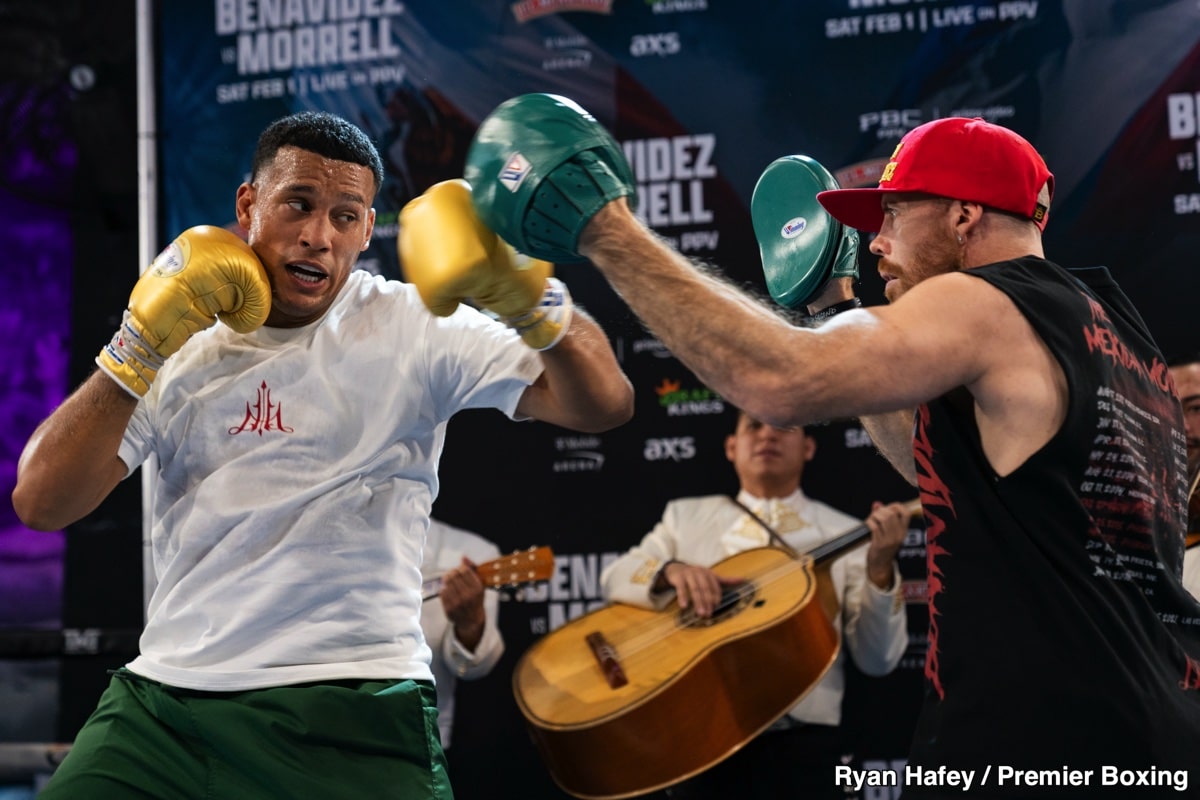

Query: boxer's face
left=236, top=146, right=376, bottom=328
left=870, top=194, right=963, bottom=302
left=1169, top=361, right=1200, bottom=480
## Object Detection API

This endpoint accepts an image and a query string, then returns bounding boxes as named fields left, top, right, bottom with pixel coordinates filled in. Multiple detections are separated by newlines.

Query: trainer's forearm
left=579, top=201, right=831, bottom=427
left=13, top=371, right=135, bottom=530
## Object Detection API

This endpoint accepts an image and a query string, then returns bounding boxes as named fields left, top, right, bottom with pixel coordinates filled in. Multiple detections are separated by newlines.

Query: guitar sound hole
left=678, top=580, right=756, bottom=628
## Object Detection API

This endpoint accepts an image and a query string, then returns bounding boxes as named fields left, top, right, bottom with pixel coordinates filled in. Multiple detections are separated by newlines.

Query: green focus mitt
left=465, top=93, right=636, bottom=262
left=751, top=155, right=859, bottom=310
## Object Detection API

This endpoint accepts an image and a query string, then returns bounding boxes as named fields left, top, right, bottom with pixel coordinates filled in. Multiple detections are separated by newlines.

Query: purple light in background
left=1, top=80, right=77, bottom=628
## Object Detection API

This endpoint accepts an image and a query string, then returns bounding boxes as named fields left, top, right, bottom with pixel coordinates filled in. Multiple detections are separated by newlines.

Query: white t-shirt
left=118, top=271, right=541, bottom=691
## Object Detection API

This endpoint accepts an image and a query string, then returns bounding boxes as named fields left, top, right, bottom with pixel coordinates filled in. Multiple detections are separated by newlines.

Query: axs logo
left=630, top=32, right=681, bottom=57
left=644, top=436, right=696, bottom=461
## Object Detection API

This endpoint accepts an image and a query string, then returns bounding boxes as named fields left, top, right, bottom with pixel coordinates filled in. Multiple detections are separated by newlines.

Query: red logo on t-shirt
left=915, top=402, right=956, bottom=700
left=228, top=380, right=294, bottom=436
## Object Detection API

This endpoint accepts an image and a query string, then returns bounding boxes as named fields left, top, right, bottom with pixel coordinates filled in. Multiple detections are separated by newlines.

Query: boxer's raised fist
left=399, top=179, right=572, bottom=350
left=97, top=226, right=271, bottom=397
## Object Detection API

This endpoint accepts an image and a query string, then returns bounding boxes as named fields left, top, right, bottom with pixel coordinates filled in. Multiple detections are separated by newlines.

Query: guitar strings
left=539, top=553, right=819, bottom=689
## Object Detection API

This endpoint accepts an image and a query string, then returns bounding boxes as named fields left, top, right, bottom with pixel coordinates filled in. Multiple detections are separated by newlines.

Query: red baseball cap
left=816, top=117, right=1054, bottom=233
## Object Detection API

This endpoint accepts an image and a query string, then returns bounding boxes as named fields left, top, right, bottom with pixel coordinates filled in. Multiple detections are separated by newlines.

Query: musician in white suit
left=420, top=518, right=506, bottom=753
left=600, top=410, right=910, bottom=800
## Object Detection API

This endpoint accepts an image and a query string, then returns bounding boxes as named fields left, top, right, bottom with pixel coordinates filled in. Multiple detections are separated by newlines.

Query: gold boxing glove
left=399, top=179, right=572, bottom=350
left=97, top=226, right=271, bottom=396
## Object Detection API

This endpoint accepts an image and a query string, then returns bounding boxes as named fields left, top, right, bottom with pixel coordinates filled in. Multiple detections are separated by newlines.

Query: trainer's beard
left=881, top=228, right=962, bottom=302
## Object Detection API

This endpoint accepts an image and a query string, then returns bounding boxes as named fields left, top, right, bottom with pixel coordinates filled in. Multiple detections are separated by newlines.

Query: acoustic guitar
left=422, top=546, right=555, bottom=601
left=513, top=500, right=922, bottom=800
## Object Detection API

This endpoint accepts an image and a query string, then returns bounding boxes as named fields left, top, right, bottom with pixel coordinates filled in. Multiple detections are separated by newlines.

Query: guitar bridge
left=585, top=631, right=628, bottom=689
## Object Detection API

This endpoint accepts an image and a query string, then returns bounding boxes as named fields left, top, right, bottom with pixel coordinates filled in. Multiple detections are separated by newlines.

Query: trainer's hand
left=464, top=93, right=635, bottom=262
left=657, top=562, right=743, bottom=619
left=399, top=179, right=572, bottom=350
left=96, top=226, right=271, bottom=397
left=864, top=501, right=910, bottom=590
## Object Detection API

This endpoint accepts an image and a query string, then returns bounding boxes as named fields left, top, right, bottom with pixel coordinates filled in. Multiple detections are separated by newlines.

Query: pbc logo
left=858, top=109, right=922, bottom=139
left=630, top=32, right=680, bottom=57
left=644, top=436, right=696, bottom=462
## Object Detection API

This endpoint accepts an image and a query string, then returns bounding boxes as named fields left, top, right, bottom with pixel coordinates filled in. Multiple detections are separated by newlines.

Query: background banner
left=3, top=0, right=1182, bottom=797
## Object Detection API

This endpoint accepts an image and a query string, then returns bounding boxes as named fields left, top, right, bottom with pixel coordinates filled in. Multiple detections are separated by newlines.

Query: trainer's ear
left=954, top=200, right=986, bottom=226
left=465, top=93, right=636, bottom=263
left=752, top=155, right=859, bottom=310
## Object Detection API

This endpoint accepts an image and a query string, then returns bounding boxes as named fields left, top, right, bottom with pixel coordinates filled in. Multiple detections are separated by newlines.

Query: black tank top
left=907, top=258, right=1200, bottom=798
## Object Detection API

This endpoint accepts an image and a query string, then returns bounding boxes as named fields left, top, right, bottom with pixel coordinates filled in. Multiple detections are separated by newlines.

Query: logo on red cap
left=879, top=141, right=904, bottom=184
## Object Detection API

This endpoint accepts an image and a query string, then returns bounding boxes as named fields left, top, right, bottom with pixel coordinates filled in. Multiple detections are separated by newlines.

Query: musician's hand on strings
left=441, top=556, right=487, bottom=651
left=864, top=501, right=910, bottom=590
left=660, top=562, right=743, bottom=618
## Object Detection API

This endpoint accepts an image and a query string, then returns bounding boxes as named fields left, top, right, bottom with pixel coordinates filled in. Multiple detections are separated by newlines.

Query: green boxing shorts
left=39, top=668, right=452, bottom=800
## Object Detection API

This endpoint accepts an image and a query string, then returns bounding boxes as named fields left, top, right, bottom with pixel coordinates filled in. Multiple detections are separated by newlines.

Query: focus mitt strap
left=803, top=297, right=863, bottom=326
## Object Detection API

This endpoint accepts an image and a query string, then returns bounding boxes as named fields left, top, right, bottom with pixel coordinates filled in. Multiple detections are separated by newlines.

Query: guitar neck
left=422, top=546, right=554, bottom=600
left=807, top=498, right=923, bottom=566
left=807, top=522, right=872, bottom=567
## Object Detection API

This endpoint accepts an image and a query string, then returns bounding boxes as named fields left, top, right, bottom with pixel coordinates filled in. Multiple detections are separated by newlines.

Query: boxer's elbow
left=12, top=468, right=103, bottom=532
left=11, top=480, right=70, bottom=531
left=578, top=377, right=635, bottom=433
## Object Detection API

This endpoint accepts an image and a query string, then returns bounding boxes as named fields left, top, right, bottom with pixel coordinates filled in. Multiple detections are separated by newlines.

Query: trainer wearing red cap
left=467, top=103, right=1200, bottom=796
